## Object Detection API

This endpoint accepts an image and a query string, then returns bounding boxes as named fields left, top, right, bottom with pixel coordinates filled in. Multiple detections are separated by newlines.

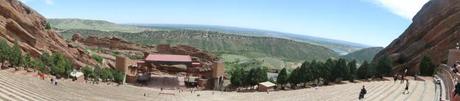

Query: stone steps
left=362, top=81, right=397, bottom=100
left=0, top=70, right=438, bottom=101
left=388, top=80, right=418, bottom=101
left=326, top=81, right=384, bottom=101
left=405, top=81, right=425, bottom=101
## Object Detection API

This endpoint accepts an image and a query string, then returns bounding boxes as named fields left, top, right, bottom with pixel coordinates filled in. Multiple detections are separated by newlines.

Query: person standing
left=393, top=74, right=398, bottom=83
left=50, top=78, right=54, bottom=84
left=403, top=80, right=409, bottom=94
left=359, top=86, right=367, bottom=100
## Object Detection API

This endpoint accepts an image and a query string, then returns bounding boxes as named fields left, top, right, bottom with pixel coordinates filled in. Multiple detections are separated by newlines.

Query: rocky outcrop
left=156, top=44, right=218, bottom=62
left=72, top=34, right=155, bottom=53
left=0, top=0, right=96, bottom=67
left=374, top=0, right=460, bottom=74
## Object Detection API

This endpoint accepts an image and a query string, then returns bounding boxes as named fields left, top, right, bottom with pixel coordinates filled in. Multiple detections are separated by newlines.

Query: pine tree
left=10, top=42, right=22, bottom=69
left=348, top=60, right=357, bottom=82
left=322, top=59, right=334, bottom=85
left=357, top=61, right=370, bottom=79
left=333, top=59, right=348, bottom=82
left=277, top=68, right=288, bottom=89
left=0, top=39, right=10, bottom=68
left=299, top=61, right=311, bottom=87
left=376, top=55, right=392, bottom=78
left=289, top=68, right=301, bottom=88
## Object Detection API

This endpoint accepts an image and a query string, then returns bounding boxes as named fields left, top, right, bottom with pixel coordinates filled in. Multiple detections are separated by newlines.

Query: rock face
left=374, top=0, right=460, bottom=74
left=75, top=35, right=154, bottom=52
left=0, top=0, right=96, bottom=67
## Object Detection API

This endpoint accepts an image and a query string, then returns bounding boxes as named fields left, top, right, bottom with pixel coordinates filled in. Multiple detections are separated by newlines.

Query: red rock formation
left=74, top=34, right=155, bottom=53
left=374, top=0, right=460, bottom=74
left=0, top=0, right=96, bottom=67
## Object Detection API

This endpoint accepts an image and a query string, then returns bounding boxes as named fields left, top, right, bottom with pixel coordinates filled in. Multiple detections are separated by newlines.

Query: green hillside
left=48, top=19, right=369, bottom=55
left=60, top=29, right=339, bottom=62
left=341, top=47, right=383, bottom=63
left=48, top=18, right=150, bottom=33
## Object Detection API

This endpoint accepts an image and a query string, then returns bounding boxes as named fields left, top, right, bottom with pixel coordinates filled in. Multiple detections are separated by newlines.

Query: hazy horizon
left=22, top=0, right=429, bottom=47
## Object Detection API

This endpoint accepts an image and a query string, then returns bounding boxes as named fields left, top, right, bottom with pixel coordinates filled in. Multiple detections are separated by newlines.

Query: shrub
left=0, top=39, right=10, bottom=68
left=82, top=66, right=94, bottom=80
left=10, top=42, right=22, bottom=68
left=420, top=56, right=435, bottom=76
left=41, top=53, right=73, bottom=77
left=45, top=22, right=51, bottom=29
left=99, top=68, right=113, bottom=81
left=92, top=54, right=103, bottom=63
left=112, top=69, right=124, bottom=84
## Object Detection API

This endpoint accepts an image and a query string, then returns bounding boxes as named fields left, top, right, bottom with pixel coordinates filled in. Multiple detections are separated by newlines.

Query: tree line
left=0, top=39, right=124, bottom=84
left=229, top=57, right=394, bottom=89
left=229, top=54, right=438, bottom=90
left=276, top=58, right=392, bottom=89
left=229, top=60, right=268, bottom=89
left=81, top=66, right=124, bottom=84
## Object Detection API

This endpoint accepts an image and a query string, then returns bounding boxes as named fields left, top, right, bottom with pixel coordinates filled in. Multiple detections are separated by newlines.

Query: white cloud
left=18, top=0, right=29, bottom=3
left=372, top=0, right=429, bottom=20
left=19, top=0, right=54, bottom=5
left=44, top=0, right=53, bottom=5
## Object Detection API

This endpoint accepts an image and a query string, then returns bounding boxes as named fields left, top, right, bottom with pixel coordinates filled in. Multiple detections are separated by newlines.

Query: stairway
left=0, top=69, right=438, bottom=101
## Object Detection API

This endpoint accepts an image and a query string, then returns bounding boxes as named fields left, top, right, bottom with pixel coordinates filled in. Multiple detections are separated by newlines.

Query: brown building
left=115, top=54, right=225, bottom=90
left=258, top=81, right=276, bottom=92
left=211, top=61, right=225, bottom=90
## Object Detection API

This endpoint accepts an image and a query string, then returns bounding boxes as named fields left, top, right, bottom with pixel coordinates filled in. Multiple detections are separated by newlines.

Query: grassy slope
left=49, top=19, right=356, bottom=69
left=60, top=29, right=339, bottom=62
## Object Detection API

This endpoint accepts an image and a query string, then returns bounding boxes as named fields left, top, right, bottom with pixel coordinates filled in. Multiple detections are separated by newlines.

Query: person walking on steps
left=403, top=79, right=409, bottom=94
left=393, top=74, right=398, bottom=83
left=359, top=85, right=367, bottom=100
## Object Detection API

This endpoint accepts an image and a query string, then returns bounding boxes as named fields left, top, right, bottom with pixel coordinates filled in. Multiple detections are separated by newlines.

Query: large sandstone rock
left=0, top=0, right=96, bottom=67
left=374, top=0, right=460, bottom=74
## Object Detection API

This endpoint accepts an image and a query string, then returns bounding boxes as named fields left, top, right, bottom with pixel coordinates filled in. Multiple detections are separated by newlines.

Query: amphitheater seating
left=0, top=69, right=437, bottom=101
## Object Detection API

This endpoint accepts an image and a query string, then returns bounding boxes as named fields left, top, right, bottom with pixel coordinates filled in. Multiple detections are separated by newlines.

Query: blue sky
left=20, top=0, right=429, bottom=47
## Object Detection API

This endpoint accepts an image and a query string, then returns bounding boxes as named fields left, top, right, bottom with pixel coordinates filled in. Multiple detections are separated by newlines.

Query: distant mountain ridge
left=137, top=24, right=371, bottom=54
left=48, top=18, right=150, bottom=33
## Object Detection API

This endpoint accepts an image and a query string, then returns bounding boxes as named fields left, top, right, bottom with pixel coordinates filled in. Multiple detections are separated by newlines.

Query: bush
left=10, top=42, right=22, bottom=68
left=420, top=56, right=435, bottom=76
left=99, top=68, right=113, bottom=81
left=230, top=67, right=244, bottom=87
left=41, top=53, right=73, bottom=77
left=112, top=69, right=124, bottom=84
left=82, top=66, right=94, bottom=80
left=0, top=39, right=10, bottom=68
left=92, top=54, right=103, bottom=63
left=45, top=22, right=51, bottom=29
left=35, top=60, right=48, bottom=74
